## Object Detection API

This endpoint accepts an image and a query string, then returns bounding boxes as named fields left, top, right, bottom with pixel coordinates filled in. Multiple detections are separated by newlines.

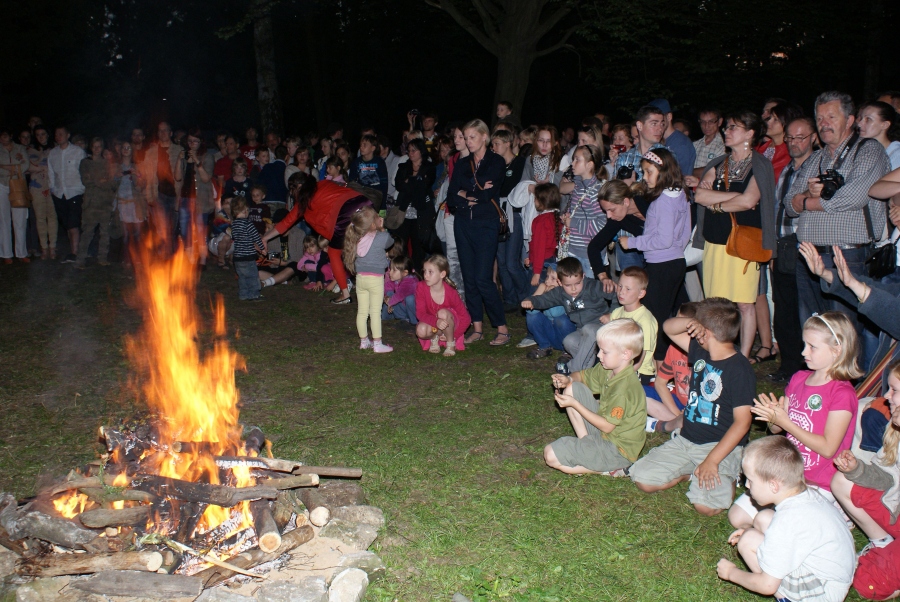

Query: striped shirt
left=231, top=217, right=262, bottom=260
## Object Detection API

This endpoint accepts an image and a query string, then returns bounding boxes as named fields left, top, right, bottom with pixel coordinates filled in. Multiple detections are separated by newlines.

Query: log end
left=145, top=551, right=164, bottom=573
left=257, top=532, right=282, bottom=554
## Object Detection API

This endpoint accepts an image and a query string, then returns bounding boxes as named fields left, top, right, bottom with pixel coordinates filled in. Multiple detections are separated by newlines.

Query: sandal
left=443, top=344, right=456, bottom=357
left=489, top=331, right=511, bottom=346
left=428, top=335, right=441, bottom=354
left=465, top=330, right=483, bottom=344
left=749, top=346, right=777, bottom=365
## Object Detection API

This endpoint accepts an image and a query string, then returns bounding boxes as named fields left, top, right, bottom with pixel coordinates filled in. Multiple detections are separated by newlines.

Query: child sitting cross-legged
left=521, top=256, right=614, bottom=361
left=299, top=235, right=334, bottom=291
left=415, top=254, right=471, bottom=357
left=628, top=297, right=755, bottom=516
left=716, top=436, right=855, bottom=602
left=545, top=318, right=648, bottom=477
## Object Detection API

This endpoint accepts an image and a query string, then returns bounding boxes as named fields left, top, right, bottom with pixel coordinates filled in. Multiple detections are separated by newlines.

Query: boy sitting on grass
left=598, top=266, right=657, bottom=385
left=545, top=319, right=648, bottom=477
left=628, top=297, right=754, bottom=516
left=717, top=436, right=855, bottom=602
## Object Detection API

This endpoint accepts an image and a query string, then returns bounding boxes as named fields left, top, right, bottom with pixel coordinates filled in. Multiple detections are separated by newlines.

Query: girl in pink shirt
left=729, top=311, right=860, bottom=529
left=415, top=254, right=471, bottom=357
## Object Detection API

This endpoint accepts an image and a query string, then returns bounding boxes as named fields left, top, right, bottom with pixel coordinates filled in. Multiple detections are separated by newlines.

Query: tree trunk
left=493, top=47, right=535, bottom=122
left=254, top=11, right=284, bottom=135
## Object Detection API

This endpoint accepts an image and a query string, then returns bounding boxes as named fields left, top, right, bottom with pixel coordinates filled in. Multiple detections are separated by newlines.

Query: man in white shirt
left=47, top=126, right=87, bottom=263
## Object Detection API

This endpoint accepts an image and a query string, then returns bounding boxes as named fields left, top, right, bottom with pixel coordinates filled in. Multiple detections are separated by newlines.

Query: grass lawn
left=0, top=260, right=868, bottom=601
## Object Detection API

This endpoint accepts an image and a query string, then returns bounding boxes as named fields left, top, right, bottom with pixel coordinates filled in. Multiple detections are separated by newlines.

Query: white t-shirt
left=886, top=140, right=900, bottom=171
left=757, top=489, right=855, bottom=602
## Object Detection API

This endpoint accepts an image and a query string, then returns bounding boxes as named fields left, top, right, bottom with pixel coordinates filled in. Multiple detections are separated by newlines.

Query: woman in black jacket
left=394, top=138, right=437, bottom=273
left=448, top=119, right=509, bottom=345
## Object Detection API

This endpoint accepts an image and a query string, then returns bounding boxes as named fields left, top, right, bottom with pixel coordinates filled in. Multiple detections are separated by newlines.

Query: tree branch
left=528, top=4, right=571, bottom=45
left=481, top=0, right=503, bottom=20
left=534, top=24, right=578, bottom=57
left=424, top=0, right=500, bottom=55
left=471, top=0, right=500, bottom=37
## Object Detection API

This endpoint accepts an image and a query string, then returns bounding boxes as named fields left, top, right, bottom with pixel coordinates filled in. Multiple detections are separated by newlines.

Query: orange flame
left=125, top=227, right=255, bottom=535
left=53, top=492, right=89, bottom=519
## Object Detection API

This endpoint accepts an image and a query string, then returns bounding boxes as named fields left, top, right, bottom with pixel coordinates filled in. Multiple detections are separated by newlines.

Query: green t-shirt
left=581, top=364, right=648, bottom=461
left=610, top=305, right=658, bottom=377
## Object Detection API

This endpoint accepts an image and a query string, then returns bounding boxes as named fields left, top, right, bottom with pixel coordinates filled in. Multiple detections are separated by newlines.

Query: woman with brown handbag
left=692, top=111, right=777, bottom=358
left=0, top=128, right=32, bottom=263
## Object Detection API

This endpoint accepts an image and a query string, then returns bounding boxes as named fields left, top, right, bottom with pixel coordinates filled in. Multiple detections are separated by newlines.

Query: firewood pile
left=0, top=421, right=373, bottom=600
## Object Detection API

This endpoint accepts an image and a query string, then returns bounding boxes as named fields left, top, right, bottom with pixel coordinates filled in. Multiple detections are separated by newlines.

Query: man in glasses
left=768, top=117, right=818, bottom=383
left=692, top=108, right=725, bottom=178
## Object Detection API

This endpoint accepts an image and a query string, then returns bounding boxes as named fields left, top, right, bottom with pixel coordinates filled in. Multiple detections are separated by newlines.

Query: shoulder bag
left=8, top=165, right=31, bottom=208
left=722, top=156, right=771, bottom=272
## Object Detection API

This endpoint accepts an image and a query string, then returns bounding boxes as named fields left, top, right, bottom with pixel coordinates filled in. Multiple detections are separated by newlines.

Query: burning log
left=216, top=456, right=299, bottom=473
left=12, top=512, right=98, bottom=549
left=49, top=475, right=120, bottom=496
left=171, top=441, right=218, bottom=455
left=16, top=550, right=163, bottom=577
left=174, top=501, right=203, bottom=544
left=257, top=474, right=319, bottom=489
left=71, top=570, right=203, bottom=598
left=78, top=507, right=150, bottom=529
left=293, top=466, right=363, bottom=479
left=249, top=500, right=281, bottom=553
left=79, top=488, right=156, bottom=506
left=132, top=476, right=277, bottom=507
left=243, top=426, right=266, bottom=455
left=195, top=524, right=314, bottom=588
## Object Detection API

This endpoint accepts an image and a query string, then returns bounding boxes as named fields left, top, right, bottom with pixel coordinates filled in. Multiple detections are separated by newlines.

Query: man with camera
left=785, top=91, right=891, bottom=332
left=614, top=105, right=667, bottom=183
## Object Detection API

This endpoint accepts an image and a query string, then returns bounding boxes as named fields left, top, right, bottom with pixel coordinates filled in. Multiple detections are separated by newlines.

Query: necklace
left=727, top=154, right=752, bottom=180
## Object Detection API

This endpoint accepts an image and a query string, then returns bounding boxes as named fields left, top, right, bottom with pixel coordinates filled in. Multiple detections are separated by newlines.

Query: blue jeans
left=526, top=310, right=576, bottom=351
left=178, top=201, right=210, bottom=249
left=234, top=260, right=261, bottom=300
left=382, top=294, right=417, bottom=324
left=616, top=243, right=644, bottom=271
left=455, top=216, right=505, bottom=327
left=497, top=212, right=529, bottom=304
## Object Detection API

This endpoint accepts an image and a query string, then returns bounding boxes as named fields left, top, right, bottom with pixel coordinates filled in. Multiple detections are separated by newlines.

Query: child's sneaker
left=645, top=417, right=659, bottom=433
left=360, top=338, right=373, bottom=350
left=373, top=341, right=393, bottom=353
left=600, top=468, right=629, bottom=478
left=859, top=535, right=894, bottom=558
left=670, top=427, right=681, bottom=440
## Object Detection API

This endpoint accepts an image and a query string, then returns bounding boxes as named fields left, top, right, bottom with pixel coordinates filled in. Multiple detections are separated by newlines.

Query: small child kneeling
left=544, top=319, right=648, bottom=476
left=717, top=435, right=855, bottom=602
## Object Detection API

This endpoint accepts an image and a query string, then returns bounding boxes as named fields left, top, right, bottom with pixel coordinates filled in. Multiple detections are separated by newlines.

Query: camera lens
left=616, top=165, right=634, bottom=180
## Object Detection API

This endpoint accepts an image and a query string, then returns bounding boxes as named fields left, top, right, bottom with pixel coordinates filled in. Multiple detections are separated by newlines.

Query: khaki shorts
left=549, top=382, right=632, bottom=473
left=629, top=434, right=743, bottom=510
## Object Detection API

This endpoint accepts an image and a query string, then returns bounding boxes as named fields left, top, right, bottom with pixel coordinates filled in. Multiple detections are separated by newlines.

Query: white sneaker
left=670, top=427, right=681, bottom=439
left=360, top=338, right=373, bottom=350
left=516, top=337, right=537, bottom=348
left=373, top=341, right=393, bottom=353
left=645, top=417, right=659, bottom=433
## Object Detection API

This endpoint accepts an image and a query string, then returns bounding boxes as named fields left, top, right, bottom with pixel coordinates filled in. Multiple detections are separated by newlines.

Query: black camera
left=409, top=109, right=420, bottom=116
left=818, top=169, right=845, bottom=201
left=616, top=165, right=635, bottom=180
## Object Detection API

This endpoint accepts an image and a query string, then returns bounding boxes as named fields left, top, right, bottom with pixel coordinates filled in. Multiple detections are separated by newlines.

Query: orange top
left=274, top=180, right=360, bottom=239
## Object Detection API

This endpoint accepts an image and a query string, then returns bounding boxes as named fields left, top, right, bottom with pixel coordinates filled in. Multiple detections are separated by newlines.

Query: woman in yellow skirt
left=688, top=110, right=776, bottom=357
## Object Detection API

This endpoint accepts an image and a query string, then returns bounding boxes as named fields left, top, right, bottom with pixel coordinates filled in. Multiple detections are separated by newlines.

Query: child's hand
left=554, top=392, right=577, bottom=409
left=311, top=282, right=323, bottom=292
left=685, top=319, right=708, bottom=344
left=387, top=305, right=393, bottom=314
left=694, top=458, right=721, bottom=490
left=727, top=529, right=745, bottom=546
left=551, top=374, right=572, bottom=390
left=436, top=318, right=449, bottom=331
left=834, top=450, right=858, bottom=473
left=750, top=392, right=787, bottom=427
left=716, top=558, right=736, bottom=581
left=599, top=314, right=611, bottom=324
left=619, top=237, right=630, bottom=250
left=521, top=300, right=533, bottom=310
left=531, top=273, right=540, bottom=287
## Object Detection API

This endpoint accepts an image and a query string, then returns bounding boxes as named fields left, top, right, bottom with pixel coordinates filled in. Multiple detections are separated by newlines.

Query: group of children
left=541, top=292, right=900, bottom=601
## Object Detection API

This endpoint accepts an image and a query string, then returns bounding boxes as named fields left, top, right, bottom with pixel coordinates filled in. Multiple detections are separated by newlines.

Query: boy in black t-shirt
left=628, top=297, right=755, bottom=516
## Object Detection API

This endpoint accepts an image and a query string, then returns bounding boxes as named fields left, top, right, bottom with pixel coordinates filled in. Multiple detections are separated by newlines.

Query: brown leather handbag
left=8, top=165, right=31, bottom=208
left=725, top=213, right=771, bottom=274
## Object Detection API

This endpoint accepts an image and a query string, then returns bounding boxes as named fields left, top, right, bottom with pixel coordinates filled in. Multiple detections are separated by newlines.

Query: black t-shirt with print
left=681, top=339, right=756, bottom=446
left=223, top=178, right=251, bottom=202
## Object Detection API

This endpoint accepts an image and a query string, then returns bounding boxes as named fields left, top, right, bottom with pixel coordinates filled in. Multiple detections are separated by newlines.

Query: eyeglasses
left=784, top=134, right=814, bottom=143
left=722, top=124, right=745, bottom=132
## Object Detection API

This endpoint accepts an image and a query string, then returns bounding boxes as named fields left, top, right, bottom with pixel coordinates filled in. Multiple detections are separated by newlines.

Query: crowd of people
left=4, top=89, right=900, bottom=600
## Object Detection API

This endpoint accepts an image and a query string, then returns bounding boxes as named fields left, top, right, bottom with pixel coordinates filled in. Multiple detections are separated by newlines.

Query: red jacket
left=274, top=180, right=360, bottom=239
left=528, top=212, right=558, bottom=275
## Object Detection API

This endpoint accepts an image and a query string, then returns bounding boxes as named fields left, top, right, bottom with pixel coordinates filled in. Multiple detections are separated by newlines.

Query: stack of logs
left=0, top=424, right=362, bottom=598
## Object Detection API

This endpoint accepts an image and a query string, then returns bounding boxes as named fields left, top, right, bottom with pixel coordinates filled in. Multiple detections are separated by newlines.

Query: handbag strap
left=490, top=198, right=507, bottom=223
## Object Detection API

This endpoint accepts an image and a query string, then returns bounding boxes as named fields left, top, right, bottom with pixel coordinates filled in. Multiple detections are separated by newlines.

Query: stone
left=327, top=568, right=368, bottom=602
left=0, top=545, right=17, bottom=578
left=331, top=506, right=384, bottom=529
left=335, top=551, right=385, bottom=582
left=309, top=506, right=330, bottom=527
left=318, top=519, right=378, bottom=551
left=452, top=594, right=473, bottom=602
left=257, top=577, right=327, bottom=602
left=194, top=589, right=256, bottom=602
left=297, top=481, right=365, bottom=513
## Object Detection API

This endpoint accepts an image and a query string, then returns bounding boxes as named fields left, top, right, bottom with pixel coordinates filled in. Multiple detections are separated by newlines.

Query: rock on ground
left=298, top=482, right=365, bottom=513
left=335, top=551, right=385, bottom=582
left=13, top=576, right=104, bottom=602
left=256, top=577, right=328, bottom=602
left=194, top=589, right=256, bottom=602
left=330, top=506, right=384, bottom=529
left=318, top=519, right=378, bottom=551
left=327, top=569, right=368, bottom=602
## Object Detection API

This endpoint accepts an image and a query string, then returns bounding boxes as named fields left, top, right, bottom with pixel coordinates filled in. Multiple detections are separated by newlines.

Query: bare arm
left=694, top=406, right=752, bottom=490
left=654, top=373, right=683, bottom=417
left=695, top=176, right=761, bottom=212
left=869, top=166, right=900, bottom=200
left=663, top=317, right=694, bottom=353
left=554, top=392, right=616, bottom=433
left=717, top=560, right=781, bottom=597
